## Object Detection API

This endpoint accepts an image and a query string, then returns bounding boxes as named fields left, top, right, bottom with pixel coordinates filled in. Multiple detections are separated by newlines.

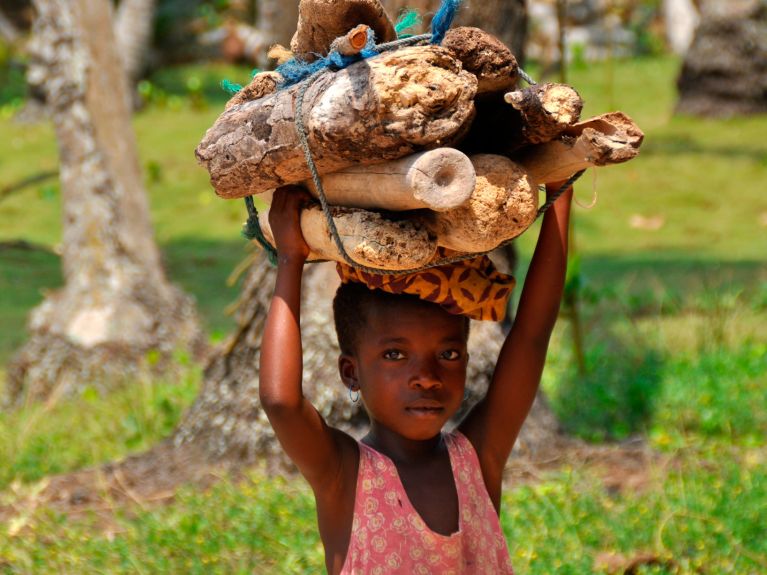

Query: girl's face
left=339, top=300, right=469, bottom=441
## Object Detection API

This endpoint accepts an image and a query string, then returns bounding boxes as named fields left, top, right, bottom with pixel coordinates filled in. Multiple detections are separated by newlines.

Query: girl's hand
left=268, top=185, right=313, bottom=262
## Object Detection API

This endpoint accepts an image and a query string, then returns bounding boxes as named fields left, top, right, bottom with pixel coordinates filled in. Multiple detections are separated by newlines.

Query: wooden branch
left=291, top=0, right=396, bottom=61
left=504, top=82, right=583, bottom=146
left=514, top=112, right=644, bottom=185
left=425, top=155, right=538, bottom=253
left=329, top=24, right=370, bottom=56
left=442, top=27, right=519, bottom=95
left=304, top=148, right=476, bottom=212
left=196, top=46, right=478, bottom=199
left=259, top=205, right=437, bottom=270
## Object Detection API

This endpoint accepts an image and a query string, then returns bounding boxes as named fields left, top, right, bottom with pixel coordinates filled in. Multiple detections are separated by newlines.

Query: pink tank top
left=340, top=431, right=514, bottom=574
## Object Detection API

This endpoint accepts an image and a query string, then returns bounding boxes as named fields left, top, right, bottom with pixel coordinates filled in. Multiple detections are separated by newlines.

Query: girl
left=260, top=181, right=573, bottom=574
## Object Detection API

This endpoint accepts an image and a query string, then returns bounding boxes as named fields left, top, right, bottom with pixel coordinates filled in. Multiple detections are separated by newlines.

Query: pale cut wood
left=442, top=27, right=519, bottom=95
left=304, top=148, right=476, bottom=212
left=291, top=0, right=396, bottom=62
left=196, top=45, right=478, bottom=199
left=514, top=112, right=645, bottom=185
left=426, top=155, right=538, bottom=253
left=259, top=205, right=438, bottom=270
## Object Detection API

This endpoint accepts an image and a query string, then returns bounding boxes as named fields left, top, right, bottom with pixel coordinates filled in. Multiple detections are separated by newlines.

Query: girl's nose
left=409, top=359, right=442, bottom=389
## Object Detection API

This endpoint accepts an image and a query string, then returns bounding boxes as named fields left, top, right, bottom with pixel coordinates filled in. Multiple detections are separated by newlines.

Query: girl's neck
left=363, top=424, right=445, bottom=465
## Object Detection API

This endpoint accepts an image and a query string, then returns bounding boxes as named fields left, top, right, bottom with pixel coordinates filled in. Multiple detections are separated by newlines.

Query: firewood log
left=258, top=205, right=438, bottom=271
left=304, top=148, right=476, bottom=211
left=291, top=0, right=396, bottom=62
left=504, top=83, right=584, bottom=146
left=425, top=154, right=537, bottom=253
left=458, top=83, right=583, bottom=156
left=514, top=112, right=644, bottom=185
left=196, top=45, right=478, bottom=200
left=441, top=27, right=519, bottom=95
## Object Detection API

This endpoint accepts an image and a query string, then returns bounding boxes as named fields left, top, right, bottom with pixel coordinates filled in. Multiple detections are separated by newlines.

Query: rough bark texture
left=224, top=71, right=282, bottom=110
left=260, top=205, right=438, bottom=270
left=677, top=0, right=767, bottom=117
left=427, top=155, right=537, bottom=253
left=504, top=82, right=583, bottom=146
left=6, top=0, right=203, bottom=407
left=291, top=0, right=397, bottom=61
left=196, top=45, right=478, bottom=199
left=172, top=251, right=560, bottom=468
left=442, top=27, right=519, bottom=95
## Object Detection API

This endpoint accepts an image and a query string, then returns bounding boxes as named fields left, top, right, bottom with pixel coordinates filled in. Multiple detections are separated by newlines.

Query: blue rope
left=276, top=28, right=380, bottom=89
left=430, top=0, right=462, bottom=45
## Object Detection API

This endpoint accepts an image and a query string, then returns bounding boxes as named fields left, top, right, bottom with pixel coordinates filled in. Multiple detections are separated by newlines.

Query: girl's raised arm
left=259, top=187, right=350, bottom=489
left=460, top=183, right=573, bottom=507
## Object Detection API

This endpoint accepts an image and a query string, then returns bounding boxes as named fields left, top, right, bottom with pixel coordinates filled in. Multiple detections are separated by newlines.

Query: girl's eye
left=383, top=349, right=405, bottom=360
left=440, top=349, right=461, bottom=361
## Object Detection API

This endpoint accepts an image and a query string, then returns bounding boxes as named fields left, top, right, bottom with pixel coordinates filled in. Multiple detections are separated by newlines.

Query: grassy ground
left=1, top=55, right=766, bottom=573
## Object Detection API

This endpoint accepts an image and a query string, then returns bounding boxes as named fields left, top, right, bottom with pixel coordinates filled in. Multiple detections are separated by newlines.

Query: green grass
left=1, top=55, right=767, bottom=573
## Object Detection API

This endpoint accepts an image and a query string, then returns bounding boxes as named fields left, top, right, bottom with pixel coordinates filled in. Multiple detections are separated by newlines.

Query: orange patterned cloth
left=336, top=253, right=515, bottom=322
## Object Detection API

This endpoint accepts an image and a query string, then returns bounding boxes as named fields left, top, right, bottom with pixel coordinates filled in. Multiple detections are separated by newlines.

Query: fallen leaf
left=629, top=214, right=665, bottom=231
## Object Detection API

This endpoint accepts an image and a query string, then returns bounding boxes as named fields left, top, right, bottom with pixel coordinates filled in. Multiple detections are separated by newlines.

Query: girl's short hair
left=332, top=282, right=469, bottom=355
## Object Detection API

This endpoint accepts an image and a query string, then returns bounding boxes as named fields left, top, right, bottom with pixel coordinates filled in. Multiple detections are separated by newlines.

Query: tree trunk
left=676, top=0, right=767, bottom=117
left=114, top=0, right=157, bottom=84
left=172, top=249, right=561, bottom=470
left=5, top=0, right=203, bottom=407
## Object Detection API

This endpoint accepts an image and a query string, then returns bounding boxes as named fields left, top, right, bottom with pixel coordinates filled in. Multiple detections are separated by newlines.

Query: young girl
left=260, top=181, right=573, bottom=574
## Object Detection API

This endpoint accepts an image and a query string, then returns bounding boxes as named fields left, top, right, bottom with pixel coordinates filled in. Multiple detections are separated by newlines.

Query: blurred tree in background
left=5, top=0, right=204, bottom=407
left=677, top=0, right=767, bottom=117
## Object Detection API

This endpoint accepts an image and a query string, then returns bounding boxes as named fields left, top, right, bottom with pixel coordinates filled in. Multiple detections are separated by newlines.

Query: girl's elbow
left=259, top=385, right=303, bottom=414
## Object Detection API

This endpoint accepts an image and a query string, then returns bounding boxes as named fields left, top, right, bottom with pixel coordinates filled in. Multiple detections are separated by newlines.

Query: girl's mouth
left=406, top=401, right=444, bottom=416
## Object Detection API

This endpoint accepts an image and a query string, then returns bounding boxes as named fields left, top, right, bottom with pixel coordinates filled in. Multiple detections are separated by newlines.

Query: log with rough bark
left=458, top=83, right=583, bottom=156
left=196, top=45, right=478, bottom=199
left=442, top=27, right=519, bottom=95
left=514, top=112, right=645, bottom=185
left=259, top=205, right=438, bottom=270
left=304, top=148, right=476, bottom=211
left=504, top=83, right=584, bottom=146
left=426, top=154, right=537, bottom=253
left=291, top=0, right=396, bottom=62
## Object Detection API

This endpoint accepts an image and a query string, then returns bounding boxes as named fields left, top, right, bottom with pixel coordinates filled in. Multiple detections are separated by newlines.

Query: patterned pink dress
left=339, top=431, right=515, bottom=574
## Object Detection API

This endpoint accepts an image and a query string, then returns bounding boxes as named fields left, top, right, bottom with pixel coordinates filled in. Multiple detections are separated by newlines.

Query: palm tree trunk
left=6, top=0, right=203, bottom=407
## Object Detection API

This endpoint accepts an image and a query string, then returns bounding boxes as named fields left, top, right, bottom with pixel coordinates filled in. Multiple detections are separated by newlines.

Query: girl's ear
left=338, top=354, right=358, bottom=390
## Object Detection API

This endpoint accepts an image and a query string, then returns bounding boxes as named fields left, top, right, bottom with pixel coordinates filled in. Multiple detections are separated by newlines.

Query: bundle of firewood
left=196, top=0, right=644, bottom=271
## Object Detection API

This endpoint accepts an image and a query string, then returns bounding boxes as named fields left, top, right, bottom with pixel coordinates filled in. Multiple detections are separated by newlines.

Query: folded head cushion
left=337, top=251, right=515, bottom=321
